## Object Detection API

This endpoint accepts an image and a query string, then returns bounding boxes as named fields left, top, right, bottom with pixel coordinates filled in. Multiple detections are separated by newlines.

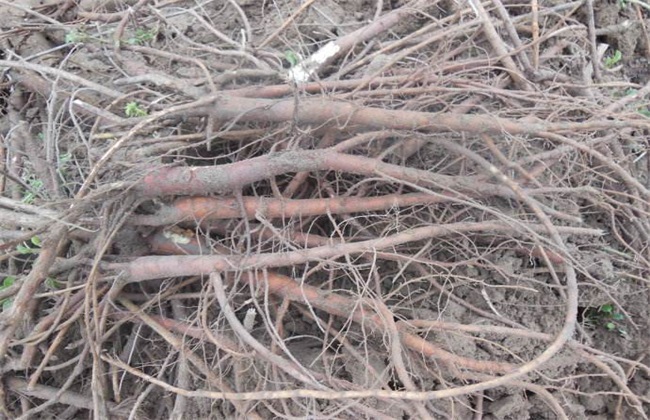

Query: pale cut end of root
left=243, top=307, right=257, bottom=332
left=286, top=41, right=341, bottom=83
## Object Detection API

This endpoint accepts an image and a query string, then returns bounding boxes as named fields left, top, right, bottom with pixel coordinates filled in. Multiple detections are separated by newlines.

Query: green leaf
left=2, top=298, right=13, bottom=312
left=65, top=31, right=78, bottom=44
left=65, top=29, right=87, bottom=44
left=45, top=277, right=62, bottom=290
left=30, top=236, right=41, bottom=247
left=1, top=276, right=15, bottom=289
left=128, top=28, right=156, bottom=45
left=599, top=304, right=613, bottom=314
left=284, top=50, right=299, bottom=67
left=22, top=192, right=35, bottom=204
left=612, top=313, right=625, bottom=321
left=604, top=50, right=623, bottom=68
left=124, top=101, right=147, bottom=118
left=30, top=178, right=43, bottom=189
left=638, top=108, right=650, bottom=118
left=16, top=244, right=32, bottom=254
left=605, top=322, right=616, bottom=330
left=0, top=277, right=15, bottom=312
left=59, top=152, right=72, bottom=164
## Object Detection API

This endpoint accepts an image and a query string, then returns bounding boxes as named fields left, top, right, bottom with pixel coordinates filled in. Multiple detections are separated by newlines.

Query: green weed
left=16, top=236, right=41, bottom=255
left=284, top=50, right=300, bottom=67
left=604, top=50, right=622, bottom=68
left=0, top=276, right=15, bottom=311
left=22, top=174, right=44, bottom=205
left=127, top=28, right=157, bottom=45
left=65, top=29, right=89, bottom=44
left=585, top=304, right=628, bottom=339
left=124, top=101, right=148, bottom=118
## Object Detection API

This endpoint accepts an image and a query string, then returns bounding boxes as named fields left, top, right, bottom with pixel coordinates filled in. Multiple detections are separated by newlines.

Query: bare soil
left=1, top=0, right=650, bottom=419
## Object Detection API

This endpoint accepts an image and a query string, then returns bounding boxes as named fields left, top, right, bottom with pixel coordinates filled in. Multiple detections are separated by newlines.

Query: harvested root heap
left=1, top=0, right=650, bottom=418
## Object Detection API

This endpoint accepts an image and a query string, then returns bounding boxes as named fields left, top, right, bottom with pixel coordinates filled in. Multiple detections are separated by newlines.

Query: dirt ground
left=1, top=0, right=650, bottom=419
